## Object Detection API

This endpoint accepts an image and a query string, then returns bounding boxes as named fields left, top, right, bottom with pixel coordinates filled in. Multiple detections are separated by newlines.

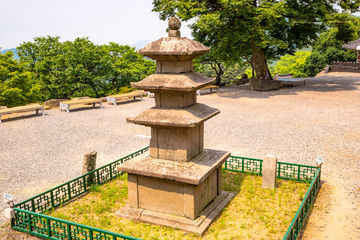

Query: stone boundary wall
left=331, top=61, right=360, bottom=73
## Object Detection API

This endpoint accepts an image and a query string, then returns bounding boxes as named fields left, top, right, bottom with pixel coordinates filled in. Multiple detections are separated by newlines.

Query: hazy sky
left=0, top=0, right=193, bottom=49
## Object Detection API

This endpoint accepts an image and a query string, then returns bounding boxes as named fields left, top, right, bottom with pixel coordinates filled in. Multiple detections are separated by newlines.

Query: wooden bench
left=59, top=98, right=102, bottom=113
left=106, top=91, right=145, bottom=105
left=196, top=85, right=219, bottom=96
left=0, top=103, right=45, bottom=123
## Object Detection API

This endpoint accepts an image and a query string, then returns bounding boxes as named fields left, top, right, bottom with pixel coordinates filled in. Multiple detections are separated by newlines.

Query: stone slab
left=249, top=79, right=281, bottom=91
left=126, top=103, right=220, bottom=128
left=115, top=191, right=235, bottom=235
left=118, top=149, right=230, bottom=185
left=131, top=72, right=215, bottom=92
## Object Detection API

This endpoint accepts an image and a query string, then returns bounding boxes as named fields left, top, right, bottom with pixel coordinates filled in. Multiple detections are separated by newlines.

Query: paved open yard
left=1, top=75, right=359, bottom=239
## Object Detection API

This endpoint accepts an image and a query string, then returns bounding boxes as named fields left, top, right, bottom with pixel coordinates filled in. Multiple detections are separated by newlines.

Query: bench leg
left=65, top=104, right=70, bottom=113
left=93, top=103, right=95, bottom=107
left=41, top=108, right=45, bottom=116
left=59, top=102, right=64, bottom=111
left=113, top=99, right=117, bottom=106
left=141, top=95, right=143, bottom=101
left=0, top=114, right=2, bottom=123
left=99, top=102, right=103, bottom=108
left=36, top=109, right=39, bottom=114
left=196, top=90, right=201, bottom=96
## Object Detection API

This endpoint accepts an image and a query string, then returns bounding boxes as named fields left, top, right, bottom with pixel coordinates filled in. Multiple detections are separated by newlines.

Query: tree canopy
left=0, top=51, right=41, bottom=107
left=304, top=14, right=359, bottom=76
left=152, top=0, right=360, bottom=81
left=15, top=36, right=155, bottom=101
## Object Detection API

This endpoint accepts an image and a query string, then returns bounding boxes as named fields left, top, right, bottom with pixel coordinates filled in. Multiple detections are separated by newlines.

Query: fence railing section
left=12, top=208, right=140, bottom=240
left=12, top=147, right=320, bottom=240
left=225, top=156, right=317, bottom=182
left=283, top=168, right=321, bottom=240
left=15, top=147, right=149, bottom=213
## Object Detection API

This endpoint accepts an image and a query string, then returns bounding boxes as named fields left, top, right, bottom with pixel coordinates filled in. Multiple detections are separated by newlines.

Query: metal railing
left=283, top=168, right=321, bottom=240
left=225, top=156, right=318, bottom=182
left=11, top=147, right=321, bottom=240
left=13, top=208, right=140, bottom=240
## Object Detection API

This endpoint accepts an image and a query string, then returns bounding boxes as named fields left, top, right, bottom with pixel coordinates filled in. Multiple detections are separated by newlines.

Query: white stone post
left=262, top=154, right=277, bottom=189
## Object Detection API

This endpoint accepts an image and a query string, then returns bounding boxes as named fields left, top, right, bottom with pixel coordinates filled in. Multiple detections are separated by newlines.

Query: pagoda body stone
left=117, top=17, right=234, bottom=235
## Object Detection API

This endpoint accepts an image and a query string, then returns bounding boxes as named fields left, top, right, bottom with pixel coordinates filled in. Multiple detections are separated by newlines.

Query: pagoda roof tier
left=131, top=72, right=215, bottom=91
left=118, top=149, right=230, bottom=185
left=138, top=37, right=210, bottom=60
left=126, top=103, right=219, bottom=128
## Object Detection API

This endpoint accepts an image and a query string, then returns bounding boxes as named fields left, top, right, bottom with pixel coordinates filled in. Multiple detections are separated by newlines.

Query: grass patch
left=49, top=171, right=309, bottom=239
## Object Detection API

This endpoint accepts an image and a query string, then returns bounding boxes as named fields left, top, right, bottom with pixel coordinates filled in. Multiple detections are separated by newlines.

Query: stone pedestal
left=117, top=150, right=234, bottom=234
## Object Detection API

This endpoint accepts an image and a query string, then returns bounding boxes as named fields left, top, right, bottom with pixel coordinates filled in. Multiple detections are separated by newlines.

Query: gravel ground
left=0, top=75, right=359, bottom=239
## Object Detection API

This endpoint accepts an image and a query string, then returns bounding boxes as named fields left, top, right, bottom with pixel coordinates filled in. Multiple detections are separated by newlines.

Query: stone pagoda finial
left=168, top=16, right=181, bottom=37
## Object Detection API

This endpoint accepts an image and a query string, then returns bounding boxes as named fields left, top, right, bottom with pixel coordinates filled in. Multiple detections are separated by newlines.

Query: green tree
left=17, top=36, right=73, bottom=99
left=304, top=14, right=359, bottom=76
left=104, top=43, right=155, bottom=93
left=62, top=38, right=108, bottom=98
left=152, top=0, right=359, bottom=82
left=0, top=51, right=42, bottom=107
left=274, top=51, right=311, bottom=77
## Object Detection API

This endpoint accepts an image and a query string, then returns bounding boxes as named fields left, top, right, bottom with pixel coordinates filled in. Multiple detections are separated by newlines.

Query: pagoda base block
left=115, top=191, right=234, bottom=235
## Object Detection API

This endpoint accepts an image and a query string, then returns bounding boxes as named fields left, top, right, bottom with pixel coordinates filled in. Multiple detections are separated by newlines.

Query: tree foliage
left=15, top=36, right=155, bottom=101
left=152, top=0, right=359, bottom=81
left=0, top=51, right=42, bottom=107
left=274, top=51, right=311, bottom=77
left=304, top=14, right=359, bottom=76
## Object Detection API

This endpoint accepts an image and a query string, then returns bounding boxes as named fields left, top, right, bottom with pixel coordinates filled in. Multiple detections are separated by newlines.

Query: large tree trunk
left=210, top=61, right=224, bottom=86
left=251, top=42, right=272, bottom=81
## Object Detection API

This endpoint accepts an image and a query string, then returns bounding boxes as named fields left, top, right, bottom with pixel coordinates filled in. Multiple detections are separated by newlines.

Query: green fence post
left=27, top=213, right=32, bottom=234
left=67, top=223, right=71, bottom=240
left=67, top=183, right=71, bottom=200
left=50, top=191, right=55, bottom=209
left=31, top=199, right=35, bottom=212
left=47, top=218, right=51, bottom=237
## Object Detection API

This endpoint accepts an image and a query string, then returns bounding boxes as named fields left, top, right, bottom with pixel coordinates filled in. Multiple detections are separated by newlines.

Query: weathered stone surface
left=156, top=60, right=192, bottom=73
left=262, top=154, right=277, bottom=189
left=168, top=16, right=181, bottom=30
left=118, top=149, right=230, bottom=185
left=82, top=151, right=97, bottom=175
left=115, top=191, right=235, bottom=235
left=249, top=79, right=281, bottom=91
left=150, top=124, right=203, bottom=162
left=126, top=103, right=219, bottom=128
left=154, top=91, right=196, bottom=108
left=44, top=99, right=69, bottom=109
left=138, top=37, right=210, bottom=61
left=131, top=72, right=215, bottom=91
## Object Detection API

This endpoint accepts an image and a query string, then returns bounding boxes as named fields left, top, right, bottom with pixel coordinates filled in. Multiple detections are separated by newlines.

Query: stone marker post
left=262, top=154, right=277, bottom=189
left=82, top=151, right=97, bottom=184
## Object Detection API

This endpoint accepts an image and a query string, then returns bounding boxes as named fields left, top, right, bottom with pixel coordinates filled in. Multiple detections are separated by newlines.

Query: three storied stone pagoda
left=117, top=17, right=234, bottom=235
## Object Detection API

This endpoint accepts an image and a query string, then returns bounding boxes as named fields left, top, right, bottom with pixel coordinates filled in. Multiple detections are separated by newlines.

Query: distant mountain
left=131, top=40, right=151, bottom=50
left=1, top=48, right=19, bottom=59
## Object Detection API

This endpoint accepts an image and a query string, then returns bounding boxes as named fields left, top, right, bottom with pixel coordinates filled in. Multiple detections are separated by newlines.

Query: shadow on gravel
left=217, top=77, right=360, bottom=99
left=0, top=113, right=46, bottom=123
left=60, top=106, right=104, bottom=113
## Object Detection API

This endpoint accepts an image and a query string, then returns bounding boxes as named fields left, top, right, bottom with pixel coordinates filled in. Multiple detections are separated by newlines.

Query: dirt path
left=301, top=179, right=360, bottom=240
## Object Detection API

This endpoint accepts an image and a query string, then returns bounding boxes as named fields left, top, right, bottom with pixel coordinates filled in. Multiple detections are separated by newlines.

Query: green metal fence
left=225, top=156, right=318, bottom=182
left=15, top=147, right=149, bottom=213
left=283, top=168, right=321, bottom=240
left=12, top=208, right=140, bottom=240
left=11, top=147, right=321, bottom=240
